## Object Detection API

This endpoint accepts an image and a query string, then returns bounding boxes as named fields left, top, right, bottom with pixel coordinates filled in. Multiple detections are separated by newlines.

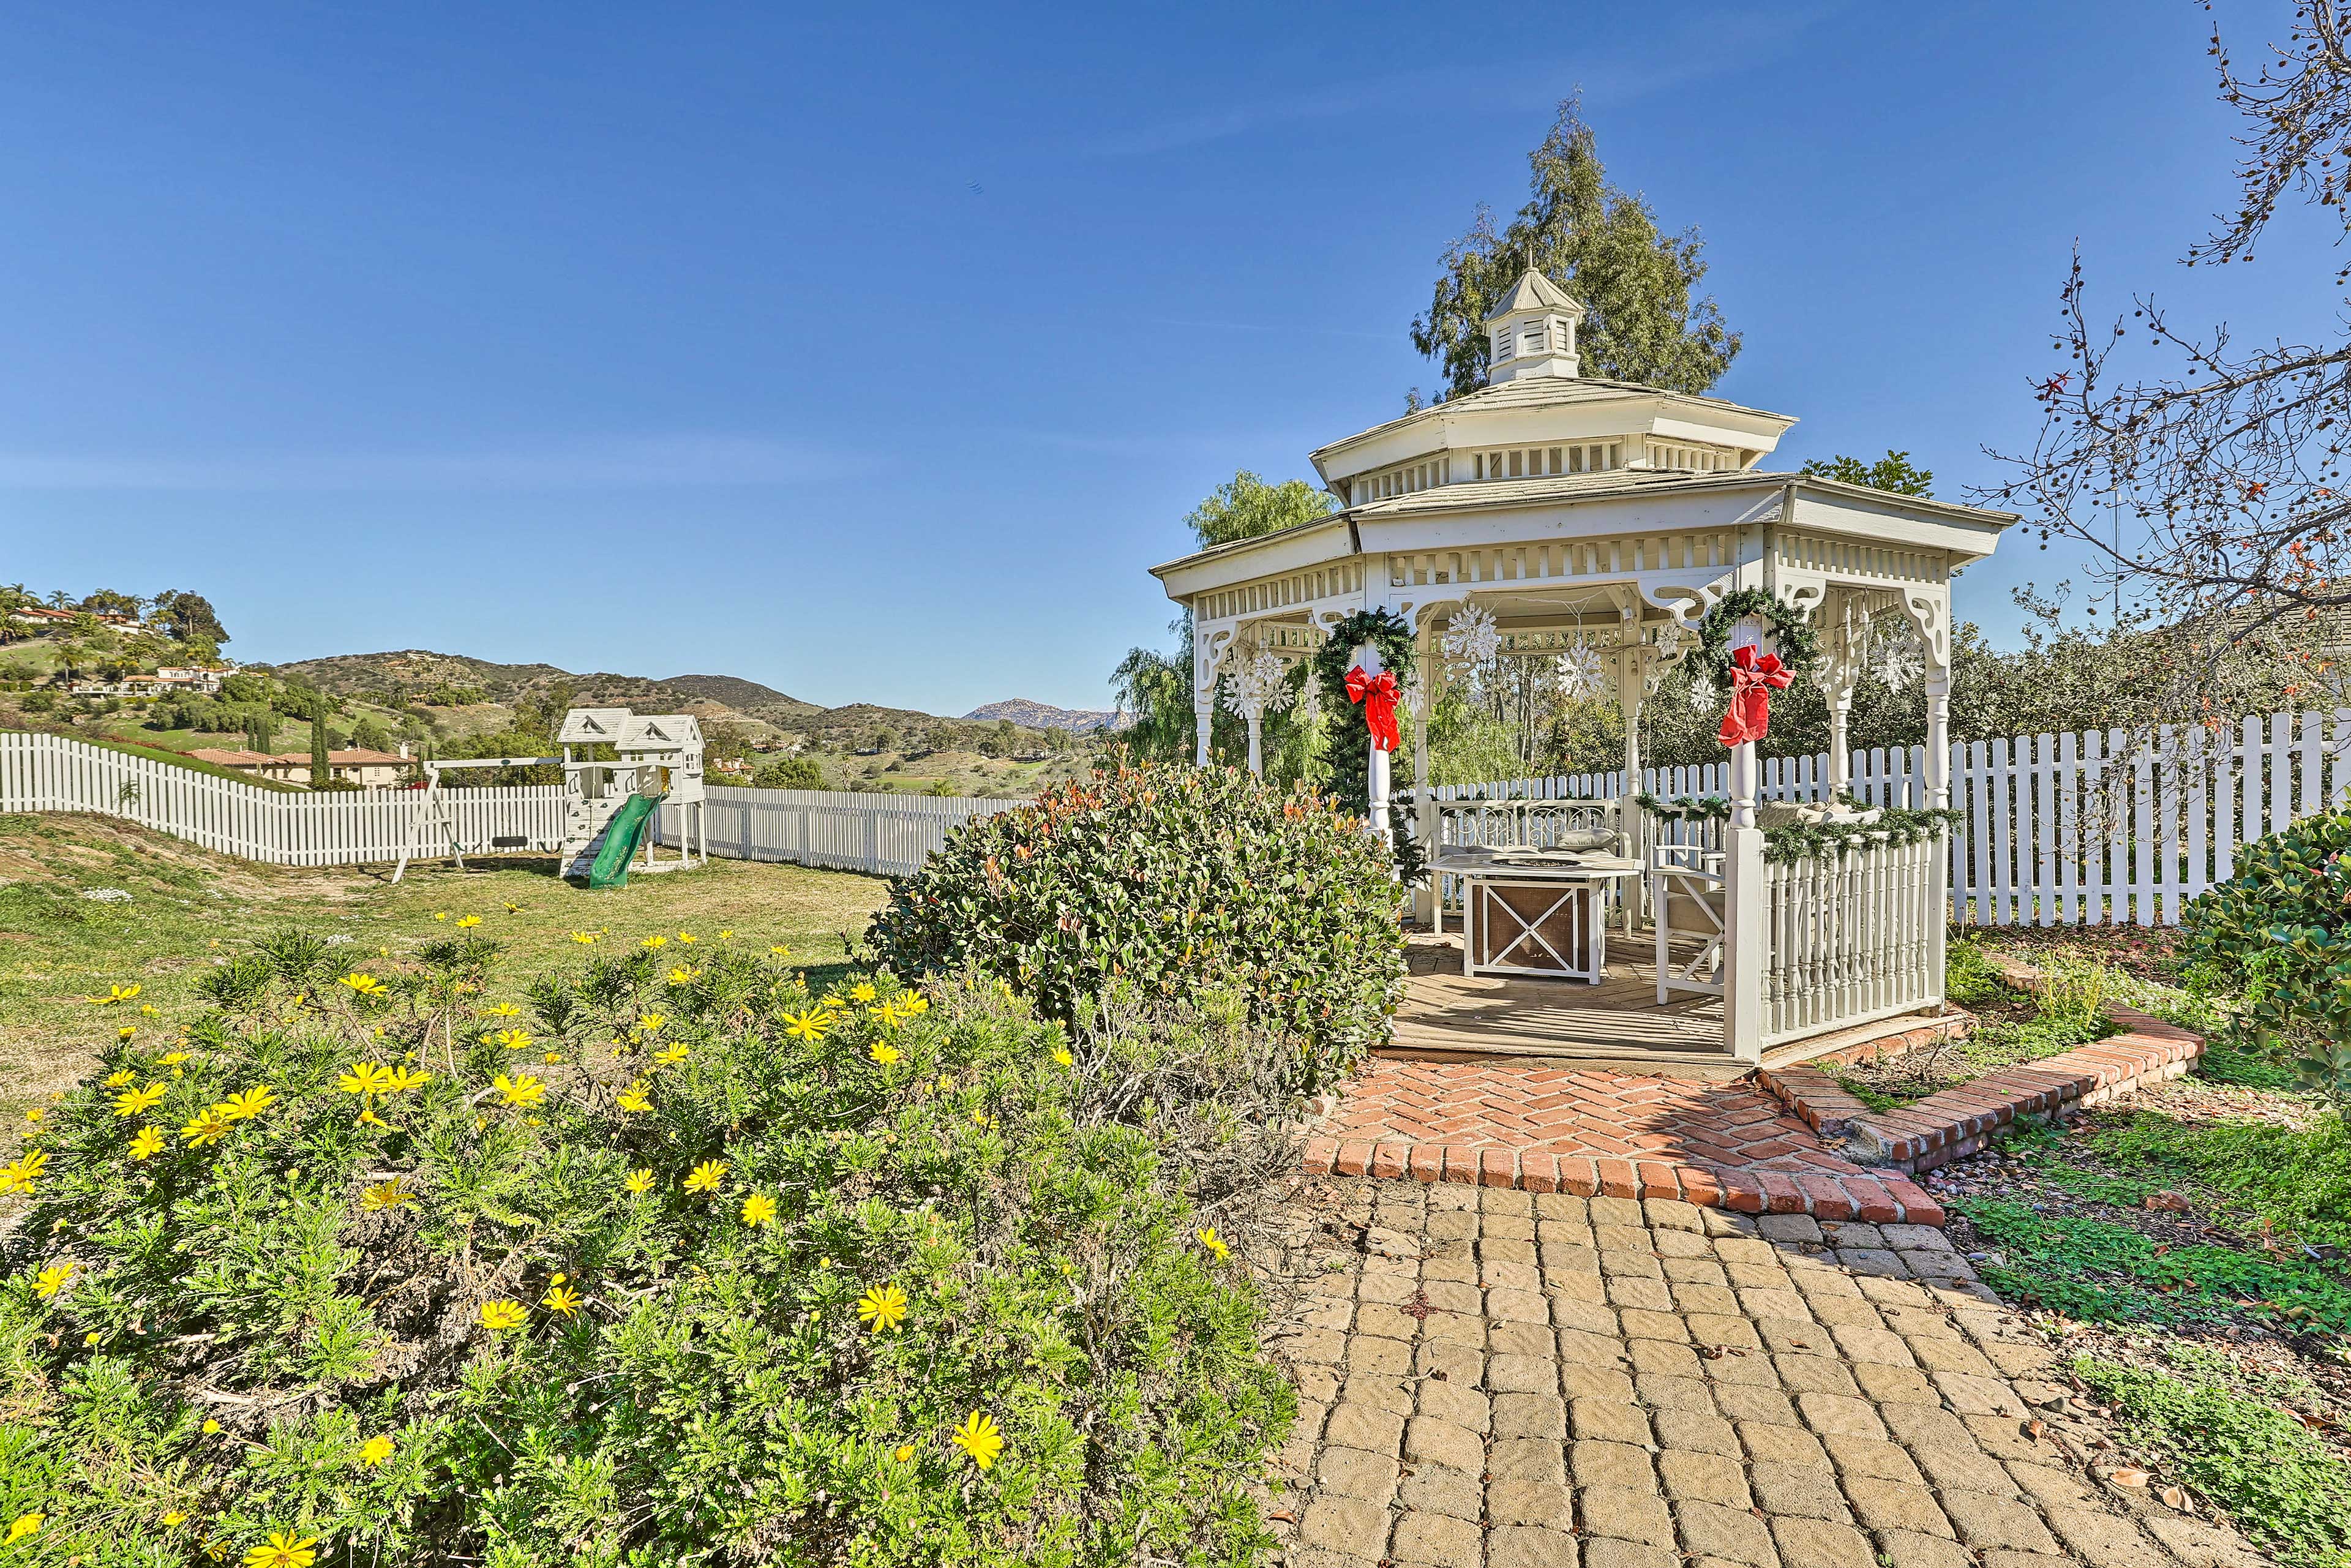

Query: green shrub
left=2180, top=810, right=2351, bottom=1100
left=871, top=762, right=1406, bottom=1095
left=0, top=932, right=1294, bottom=1565
left=2074, top=1354, right=2351, bottom=1568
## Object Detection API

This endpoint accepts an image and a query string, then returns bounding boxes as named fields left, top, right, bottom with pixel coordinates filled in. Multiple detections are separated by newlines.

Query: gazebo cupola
left=1484, top=269, right=1584, bottom=383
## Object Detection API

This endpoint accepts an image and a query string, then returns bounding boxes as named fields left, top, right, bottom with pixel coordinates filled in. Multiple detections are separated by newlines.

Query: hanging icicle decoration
left=1556, top=636, right=1605, bottom=700
left=1442, top=602, right=1501, bottom=669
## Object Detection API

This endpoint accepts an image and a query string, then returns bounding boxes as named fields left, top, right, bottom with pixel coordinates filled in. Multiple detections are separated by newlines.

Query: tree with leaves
left=1183, top=471, right=1336, bottom=550
left=1801, top=451, right=1933, bottom=496
left=1412, top=97, right=1739, bottom=401
left=151, top=589, right=229, bottom=647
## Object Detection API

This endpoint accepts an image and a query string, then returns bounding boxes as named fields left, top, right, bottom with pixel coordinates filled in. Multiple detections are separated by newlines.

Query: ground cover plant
left=0, top=812, right=885, bottom=1118
left=0, top=926, right=1295, bottom=1565
left=1932, top=1060, right=2351, bottom=1564
left=1832, top=939, right=2117, bottom=1109
left=872, top=763, right=1407, bottom=1096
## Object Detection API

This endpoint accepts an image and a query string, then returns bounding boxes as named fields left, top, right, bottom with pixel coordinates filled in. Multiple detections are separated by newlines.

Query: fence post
left=1721, top=740, right=1766, bottom=1063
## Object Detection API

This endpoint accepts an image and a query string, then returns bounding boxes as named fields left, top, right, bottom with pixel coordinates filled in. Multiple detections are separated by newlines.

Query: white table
left=1435, top=850, right=1646, bottom=983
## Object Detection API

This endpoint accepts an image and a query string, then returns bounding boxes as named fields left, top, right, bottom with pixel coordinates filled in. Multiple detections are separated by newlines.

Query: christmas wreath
left=1690, top=588, right=1820, bottom=688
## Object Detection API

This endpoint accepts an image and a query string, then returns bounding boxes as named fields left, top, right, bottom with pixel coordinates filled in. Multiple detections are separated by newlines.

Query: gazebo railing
left=1759, top=832, right=1944, bottom=1046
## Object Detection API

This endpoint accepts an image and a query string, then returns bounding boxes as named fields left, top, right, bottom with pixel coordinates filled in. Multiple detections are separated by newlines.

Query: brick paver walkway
left=1306, top=1062, right=1945, bottom=1223
left=1267, top=1178, right=2260, bottom=1568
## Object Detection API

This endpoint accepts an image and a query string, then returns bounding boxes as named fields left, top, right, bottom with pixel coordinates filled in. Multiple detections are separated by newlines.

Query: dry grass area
left=0, top=811, right=891, bottom=1115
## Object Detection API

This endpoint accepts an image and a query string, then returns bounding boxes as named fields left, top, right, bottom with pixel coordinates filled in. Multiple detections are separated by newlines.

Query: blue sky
left=3, top=2, right=2334, bottom=714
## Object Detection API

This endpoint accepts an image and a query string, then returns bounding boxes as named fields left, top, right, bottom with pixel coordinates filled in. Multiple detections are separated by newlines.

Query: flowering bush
left=2180, top=808, right=2351, bottom=1101
left=870, top=762, right=1408, bottom=1096
left=0, top=929, right=1294, bottom=1564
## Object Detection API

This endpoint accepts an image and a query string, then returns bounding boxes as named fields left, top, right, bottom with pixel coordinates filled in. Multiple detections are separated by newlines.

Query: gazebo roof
left=1308, top=376, right=1795, bottom=476
left=1150, top=470, right=2017, bottom=595
left=1482, top=269, right=1585, bottom=323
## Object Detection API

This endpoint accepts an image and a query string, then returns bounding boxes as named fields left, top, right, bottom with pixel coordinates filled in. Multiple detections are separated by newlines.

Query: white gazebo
left=1150, top=272, right=2015, bottom=1063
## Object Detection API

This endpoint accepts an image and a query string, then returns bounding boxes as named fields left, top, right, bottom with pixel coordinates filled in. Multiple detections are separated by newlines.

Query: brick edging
left=1758, top=991, right=2205, bottom=1174
left=1297, top=1138, right=1944, bottom=1226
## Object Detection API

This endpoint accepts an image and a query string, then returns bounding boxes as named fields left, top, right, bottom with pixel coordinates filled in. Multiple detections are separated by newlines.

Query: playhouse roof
left=557, top=708, right=633, bottom=744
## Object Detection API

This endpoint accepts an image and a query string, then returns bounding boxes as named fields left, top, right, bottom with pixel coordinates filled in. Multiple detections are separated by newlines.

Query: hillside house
left=187, top=746, right=413, bottom=789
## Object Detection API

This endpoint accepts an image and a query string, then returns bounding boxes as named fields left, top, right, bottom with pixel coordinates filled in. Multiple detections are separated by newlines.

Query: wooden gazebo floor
left=1391, top=929, right=1736, bottom=1074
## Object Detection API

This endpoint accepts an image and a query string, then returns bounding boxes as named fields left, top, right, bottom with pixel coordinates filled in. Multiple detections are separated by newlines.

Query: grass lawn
left=0, top=811, right=891, bottom=1119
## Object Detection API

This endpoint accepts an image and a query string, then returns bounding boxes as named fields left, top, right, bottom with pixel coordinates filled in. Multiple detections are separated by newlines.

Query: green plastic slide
left=586, top=792, right=666, bottom=889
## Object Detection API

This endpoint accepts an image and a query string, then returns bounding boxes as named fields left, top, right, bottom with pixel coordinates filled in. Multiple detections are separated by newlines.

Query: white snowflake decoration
left=1865, top=616, right=1922, bottom=690
left=1400, top=669, right=1427, bottom=721
left=1219, top=650, right=1289, bottom=719
left=1688, top=672, right=1717, bottom=714
left=1556, top=637, right=1605, bottom=700
left=1442, top=603, right=1501, bottom=669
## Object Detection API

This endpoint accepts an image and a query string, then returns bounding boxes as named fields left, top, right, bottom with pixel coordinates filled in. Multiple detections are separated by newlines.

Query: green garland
left=1692, top=588, right=1821, bottom=687
left=1760, top=807, right=1965, bottom=865
left=1312, top=609, right=1417, bottom=819
left=1636, top=792, right=1963, bottom=863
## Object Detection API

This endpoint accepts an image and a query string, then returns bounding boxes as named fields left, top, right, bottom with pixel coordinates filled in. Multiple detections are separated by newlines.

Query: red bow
left=1344, top=665, right=1402, bottom=752
left=1717, top=645, right=1793, bottom=747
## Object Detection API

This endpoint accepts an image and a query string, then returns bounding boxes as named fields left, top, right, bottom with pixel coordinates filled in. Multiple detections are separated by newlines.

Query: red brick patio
left=1300, top=1058, right=1944, bottom=1224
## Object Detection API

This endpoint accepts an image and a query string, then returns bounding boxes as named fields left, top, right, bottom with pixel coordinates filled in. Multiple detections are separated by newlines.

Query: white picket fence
left=0, top=729, right=566, bottom=867
left=1434, top=708, right=2351, bottom=928
left=654, top=785, right=1030, bottom=878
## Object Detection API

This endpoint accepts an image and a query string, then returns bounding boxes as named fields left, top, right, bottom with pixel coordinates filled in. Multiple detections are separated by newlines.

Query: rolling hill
left=964, top=699, right=1125, bottom=732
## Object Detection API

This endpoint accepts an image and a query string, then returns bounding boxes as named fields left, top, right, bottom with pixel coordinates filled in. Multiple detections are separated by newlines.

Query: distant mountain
left=268, top=650, right=1101, bottom=751
left=659, top=673, right=819, bottom=716
left=965, top=699, right=1125, bottom=732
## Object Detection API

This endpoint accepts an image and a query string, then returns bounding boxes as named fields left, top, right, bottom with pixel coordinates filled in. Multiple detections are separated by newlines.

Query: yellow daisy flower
left=129, top=1125, right=167, bottom=1160
left=181, top=1108, right=234, bottom=1147
left=113, top=1081, right=165, bottom=1117
left=88, top=984, right=142, bottom=1006
left=779, top=1008, right=833, bottom=1042
left=716, top=929, right=733, bottom=940
left=339, top=973, right=387, bottom=997
left=542, top=1281, right=583, bottom=1316
left=950, top=1409, right=1005, bottom=1470
left=480, top=1002, right=520, bottom=1018
left=849, top=981, right=879, bottom=1004
left=666, top=965, right=700, bottom=986
left=684, top=1158, right=727, bottom=1194
left=623, top=1168, right=654, bottom=1195
left=455, top=915, right=482, bottom=929
left=899, top=993, right=930, bottom=1015
left=338, top=1062, right=399, bottom=1097
left=32, top=1261, right=74, bottom=1299
left=242, top=1532, right=317, bottom=1568
left=1196, top=1226, right=1231, bottom=1263
left=856, top=1283, right=909, bottom=1332
left=157, top=1051, right=190, bottom=1067
left=869, top=1041, right=902, bottom=1065
left=0, top=1150, right=48, bottom=1194
left=893, top=1444, right=915, bottom=1463
left=676, top=932, right=697, bottom=945
left=221, top=1086, right=277, bottom=1121
left=478, top=1299, right=528, bottom=1332
left=741, top=1191, right=777, bottom=1227
left=118, top=1024, right=139, bottom=1040
left=384, top=1064, right=430, bottom=1093
left=653, top=1043, right=689, bottom=1067
left=6, top=1515, right=42, bottom=1544
left=105, top=1069, right=136, bottom=1087
left=635, top=1013, right=666, bottom=1033
left=615, top=1081, right=652, bottom=1114
left=768, top=944, right=792, bottom=957
left=491, top=1028, right=534, bottom=1052
left=569, top=930, right=599, bottom=945
left=492, top=1073, right=546, bottom=1108
left=362, top=1177, right=414, bottom=1210
left=359, top=1433, right=396, bottom=1466
left=1053, top=1046, right=1073, bottom=1067
left=641, top=935, right=667, bottom=950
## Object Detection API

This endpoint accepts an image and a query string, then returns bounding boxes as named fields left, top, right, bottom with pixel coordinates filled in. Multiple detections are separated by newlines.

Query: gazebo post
left=1193, top=629, right=1217, bottom=767
left=1722, top=736, right=1767, bottom=1063
left=1411, top=648, right=1434, bottom=925
left=1823, top=601, right=1859, bottom=800
left=1615, top=616, right=1647, bottom=932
